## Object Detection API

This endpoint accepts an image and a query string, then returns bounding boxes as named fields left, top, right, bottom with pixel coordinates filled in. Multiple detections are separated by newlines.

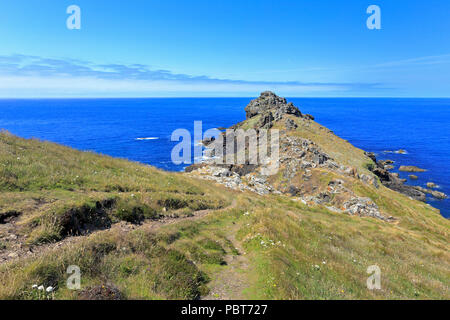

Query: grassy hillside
left=0, top=131, right=449, bottom=300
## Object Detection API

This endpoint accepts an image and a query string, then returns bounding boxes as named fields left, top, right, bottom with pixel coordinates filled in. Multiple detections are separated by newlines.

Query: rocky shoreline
left=364, top=153, right=447, bottom=201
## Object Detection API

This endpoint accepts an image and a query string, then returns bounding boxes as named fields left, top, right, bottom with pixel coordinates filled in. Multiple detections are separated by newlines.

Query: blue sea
left=0, top=98, right=449, bottom=218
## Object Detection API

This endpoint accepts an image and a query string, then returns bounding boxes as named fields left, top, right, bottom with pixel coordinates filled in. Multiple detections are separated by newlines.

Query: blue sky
left=0, top=0, right=449, bottom=97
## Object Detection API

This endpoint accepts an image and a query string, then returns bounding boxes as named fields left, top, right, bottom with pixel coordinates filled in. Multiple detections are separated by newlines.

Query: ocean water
left=0, top=98, right=449, bottom=218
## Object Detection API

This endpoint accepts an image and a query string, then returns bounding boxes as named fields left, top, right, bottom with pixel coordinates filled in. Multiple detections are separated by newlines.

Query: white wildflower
left=38, top=285, right=44, bottom=291
left=46, top=286, right=54, bottom=293
left=32, top=284, right=38, bottom=289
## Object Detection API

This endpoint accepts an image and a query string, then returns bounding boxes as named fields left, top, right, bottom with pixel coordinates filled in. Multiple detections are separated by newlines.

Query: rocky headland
left=1, top=95, right=449, bottom=300
left=187, top=92, right=447, bottom=217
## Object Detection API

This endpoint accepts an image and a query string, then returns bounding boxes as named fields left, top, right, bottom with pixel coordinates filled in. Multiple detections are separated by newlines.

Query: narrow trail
left=202, top=222, right=251, bottom=300
left=0, top=198, right=239, bottom=265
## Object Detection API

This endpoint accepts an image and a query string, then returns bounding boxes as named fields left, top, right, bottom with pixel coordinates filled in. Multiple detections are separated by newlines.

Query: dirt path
left=202, top=222, right=251, bottom=300
left=0, top=199, right=238, bottom=265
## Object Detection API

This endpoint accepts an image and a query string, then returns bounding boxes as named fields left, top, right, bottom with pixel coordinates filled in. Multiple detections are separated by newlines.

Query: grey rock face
left=343, top=197, right=391, bottom=221
left=245, top=91, right=302, bottom=120
left=285, top=118, right=298, bottom=130
left=258, top=111, right=275, bottom=129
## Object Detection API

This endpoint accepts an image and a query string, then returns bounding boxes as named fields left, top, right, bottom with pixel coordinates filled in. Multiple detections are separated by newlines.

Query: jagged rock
left=409, top=175, right=418, bottom=180
left=378, top=160, right=394, bottom=166
left=365, top=152, right=377, bottom=163
left=274, top=102, right=302, bottom=120
left=431, top=190, right=447, bottom=200
left=426, top=182, right=438, bottom=189
left=288, top=185, right=300, bottom=196
left=185, top=163, right=207, bottom=173
left=285, top=118, right=298, bottom=130
left=360, top=174, right=379, bottom=188
left=257, top=111, right=274, bottom=129
left=414, top=186, right=447, bottom=200
left=244, top=92, right=302, bottom=120
left=343, top=197, right=388, bottom=220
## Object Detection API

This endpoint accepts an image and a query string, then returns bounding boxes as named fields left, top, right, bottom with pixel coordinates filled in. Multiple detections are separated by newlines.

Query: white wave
left=135, top=137, right=159, bottom=141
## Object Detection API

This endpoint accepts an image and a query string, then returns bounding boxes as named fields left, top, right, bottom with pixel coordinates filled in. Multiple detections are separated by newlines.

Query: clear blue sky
left=0, top=0, right=449, bottom=97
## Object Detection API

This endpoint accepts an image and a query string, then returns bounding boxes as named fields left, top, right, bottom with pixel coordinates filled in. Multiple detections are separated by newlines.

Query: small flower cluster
left=245, top=233, right=285, bottom=249
left=31, top=284, right=55, bottom=300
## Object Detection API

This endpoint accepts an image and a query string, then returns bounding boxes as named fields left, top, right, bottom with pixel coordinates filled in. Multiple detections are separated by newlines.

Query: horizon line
left=1, top=96, right=450, bottom=100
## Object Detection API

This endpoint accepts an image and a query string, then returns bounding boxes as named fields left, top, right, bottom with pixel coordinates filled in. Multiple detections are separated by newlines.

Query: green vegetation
left=0, top=131, right=449, bottom=300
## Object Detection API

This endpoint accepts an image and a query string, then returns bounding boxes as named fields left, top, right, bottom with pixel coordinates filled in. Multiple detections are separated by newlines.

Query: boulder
left=431, top=190, right=447, bottom=200
left=409, top=175, right=418, bottom=180
left=285, top=118, right=298, bottom=130
left=426, top=182, right=438, bottom=189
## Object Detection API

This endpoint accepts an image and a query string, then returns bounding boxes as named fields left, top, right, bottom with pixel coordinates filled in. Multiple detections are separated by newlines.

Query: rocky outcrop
left=186, top=92, right=445, bottom=222
left=285, top=118, right=298, bottom=130
left=427, top=182, right=438, bottom=189
left=244, top=91, right=303, bottom=121
left=343, top=197, right=394, bottom=221
left=414, top=186, right=448, bottom=200
left=257, top=112, right=275, bottom=129
left=366, top=155, right=428, bottom=202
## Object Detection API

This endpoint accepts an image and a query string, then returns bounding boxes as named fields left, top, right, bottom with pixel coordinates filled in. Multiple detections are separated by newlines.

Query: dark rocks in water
left=399, top=166, right=427, bottom=172
left=409, top=175, right=418, bottom=180
left=426, top=182, right=438, bottom=189
left=414, top=186, right=448, bottom=200
left=376, top=160, right=395, bottom=170
left=365, top=152, right=377, bottom=163
left=371, top=167, right=391, bottom=182
left=367, top=153, right=427, bottom=202
left=384, top=181, right=427, bottom=202
left=431, top=190, right=447, bottom=200
left=285, top=118, right=298, bottom=130
left=245, top=91, right=302, bottom=120
left=378, top=160, right=394, bottom=166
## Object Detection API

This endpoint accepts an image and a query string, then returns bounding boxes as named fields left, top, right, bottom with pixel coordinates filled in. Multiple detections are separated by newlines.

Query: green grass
left=0, top=131, right=449, bottom=300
